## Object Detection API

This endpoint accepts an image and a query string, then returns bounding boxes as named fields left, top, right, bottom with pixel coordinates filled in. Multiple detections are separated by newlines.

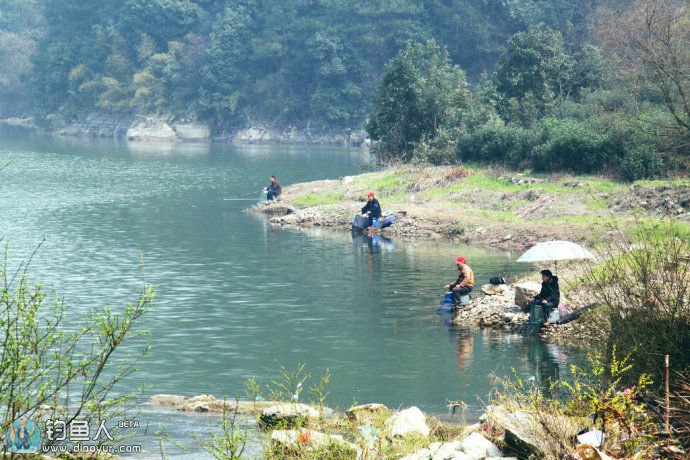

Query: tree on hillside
left=596, top=0, right=689, bottom=153
left=492, top=24, right=571, bottom=125
left=200, top=5, right=252, bottom=127
left=366, top=40, right=468, bottom=162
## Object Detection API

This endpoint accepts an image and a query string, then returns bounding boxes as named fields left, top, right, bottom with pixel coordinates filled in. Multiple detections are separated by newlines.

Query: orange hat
left=368, top=192, right=375, bottom=197
left=455, top=256, right=466, bottom=264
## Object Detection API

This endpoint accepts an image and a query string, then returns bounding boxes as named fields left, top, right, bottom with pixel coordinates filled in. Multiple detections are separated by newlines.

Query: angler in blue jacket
left=361, top=192, right=382, bottom=228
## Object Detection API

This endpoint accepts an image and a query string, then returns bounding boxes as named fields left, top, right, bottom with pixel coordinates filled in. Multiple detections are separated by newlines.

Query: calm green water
left=0, top=127, right=571, bottom=457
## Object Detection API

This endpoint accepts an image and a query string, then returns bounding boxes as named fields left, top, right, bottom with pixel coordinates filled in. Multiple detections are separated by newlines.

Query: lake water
left=0, top=127, right=572, bottom=457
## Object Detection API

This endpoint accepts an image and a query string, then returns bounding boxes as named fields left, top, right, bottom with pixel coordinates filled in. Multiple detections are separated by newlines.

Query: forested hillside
left=2, top=0, right=600, bottom=128
left=1, top=0, right=687, bottom=179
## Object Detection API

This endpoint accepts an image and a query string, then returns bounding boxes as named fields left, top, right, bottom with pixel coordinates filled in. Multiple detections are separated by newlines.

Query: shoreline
left=252, top=165, right=688, bottom=252
left=0, top=116, right=370, bottom=147
left=145, top=393, right=563, bottom=459
left=251, top=164, right=688, bottom=339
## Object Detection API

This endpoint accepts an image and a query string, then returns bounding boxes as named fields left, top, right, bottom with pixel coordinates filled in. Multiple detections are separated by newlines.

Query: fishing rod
left=223, top=189, right=266, bottom=200
left=388, top=290, right=445, bottom=296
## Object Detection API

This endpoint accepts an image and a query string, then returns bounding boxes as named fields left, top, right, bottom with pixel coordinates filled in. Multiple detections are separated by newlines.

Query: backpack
left=489, top=276, right=506, bottom=285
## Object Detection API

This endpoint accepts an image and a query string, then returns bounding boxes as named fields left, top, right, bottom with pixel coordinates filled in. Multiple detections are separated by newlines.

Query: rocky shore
left=2, top=115, right=368, bottom=146
left=449, top=279, right=595, bottom=342
left=147, top=393, right=613, bottom=459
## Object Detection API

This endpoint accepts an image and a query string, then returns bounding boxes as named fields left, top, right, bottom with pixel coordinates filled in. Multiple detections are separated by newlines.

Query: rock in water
left=461, top=432, right=502, bottom=458
left=513, top=282, right=541, bottom=307
left=126, top=118, right=177, bottom=142
left=147, top=394, right=215, bottom=408
left=385, top=406, right=430, bottom=437
left=259, top=403, right=320, bottom=430
left=233, top=126, right=277, bottom=144
left=173, top=122, right=210, bottom=141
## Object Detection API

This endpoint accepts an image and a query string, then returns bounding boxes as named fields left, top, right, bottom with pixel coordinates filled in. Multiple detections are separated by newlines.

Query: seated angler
left=527, top=269, right=560, bottom=322
left=361, top=192, right=382, bottom=228
left=264, top=175, right=282, bottom=203
left=444, top=256, right=474, bottom=303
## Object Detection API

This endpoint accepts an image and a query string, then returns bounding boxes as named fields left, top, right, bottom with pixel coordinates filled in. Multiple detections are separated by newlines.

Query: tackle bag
left=381, top=215, right=396, bottom=228
left=352, top=215, right=368, bottom=231
left=489, top=276, right=507, bottom=285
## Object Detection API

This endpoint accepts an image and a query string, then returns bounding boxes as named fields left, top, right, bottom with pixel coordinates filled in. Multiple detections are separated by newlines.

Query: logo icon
left=6, top=418, right=41, bottom=453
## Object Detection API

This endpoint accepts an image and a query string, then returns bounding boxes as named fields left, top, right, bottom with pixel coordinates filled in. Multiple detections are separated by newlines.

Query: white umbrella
left=517, top=240, right=595, bottom=273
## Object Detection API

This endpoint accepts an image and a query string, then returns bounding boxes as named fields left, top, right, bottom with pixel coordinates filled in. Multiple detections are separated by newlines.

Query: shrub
left=620, top=144, right=663, bottom=181
left=530, top=118, right=609, bottom=173
left=583, top=221, right=690, bottom=388
left=456, top=123, right=537, bottom=166
left=491, top=350, right=660, bottom=459
left=0, top=244, right=154, bottom=450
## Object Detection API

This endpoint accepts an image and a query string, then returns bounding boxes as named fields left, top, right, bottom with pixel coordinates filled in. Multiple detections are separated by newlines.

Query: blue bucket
left=441, top=293, right=455, bottom=305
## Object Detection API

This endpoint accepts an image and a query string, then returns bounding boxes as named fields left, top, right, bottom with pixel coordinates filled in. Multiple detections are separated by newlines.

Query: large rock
left=147, top=394, right=279, bottom=415
left=126, top=118, right=177, bottom=142
left=461, top=432, right=502, bottom=459
left=385, top=406, right=430, bottom=437
left=428, top=441, right=470, bottom=459
left=399, top=448, right=432, bottom=460
left=147, top=394, right=215, bottom=408
left=173, top=122, right=210, bottom=141
left=484, top=405, right=579, bottom=459
left=233, top=127, right=278, bottom=144
left=346, top=403, right=390, bottom=422
left=270, top=429, right=358, bottom=458
left=262, top=202, right=295, bottom=215
left=513, top=282, right=541, bottom=307
left=481, top=283, right=509, bottom=295
left=259, top=403, right=320, bottom=430
left=177, top=399, right=279, bottom=415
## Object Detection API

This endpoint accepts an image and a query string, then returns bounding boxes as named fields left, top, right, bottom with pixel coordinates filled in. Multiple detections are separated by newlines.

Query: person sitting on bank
left=527, top=269, right=560, bottom=321
left=361, top=192, right=382, bottom=228
left=264, top=175, right=282, bottom=202
left=444, top=256, right=475, bottom=302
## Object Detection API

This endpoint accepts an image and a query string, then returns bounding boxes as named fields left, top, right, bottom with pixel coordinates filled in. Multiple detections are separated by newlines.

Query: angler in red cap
left=361, top=192, right=382, bottom=228
left=444, top=256, right=475, bottom=302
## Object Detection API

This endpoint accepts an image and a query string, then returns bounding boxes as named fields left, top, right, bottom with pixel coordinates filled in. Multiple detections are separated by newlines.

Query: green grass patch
left=623, top=219, right=690, bottom=243
left=293, top=192, right=345, bottom=208
left=552, top=215, right=608, bottom=227
left=478, top=209, right=524, bottom=222
left=504, top=198, right=531, bottom=212
left=353, top=169, right=411, bottom=192
left=634, top=178, right=690, bottom=188
left=585, top=195, right=609, bottom=211
left=380, top=191, right=408, bottom=203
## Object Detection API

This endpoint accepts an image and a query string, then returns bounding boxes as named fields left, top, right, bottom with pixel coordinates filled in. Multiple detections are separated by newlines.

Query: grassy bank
left=260, top=164, right=689, bottom=251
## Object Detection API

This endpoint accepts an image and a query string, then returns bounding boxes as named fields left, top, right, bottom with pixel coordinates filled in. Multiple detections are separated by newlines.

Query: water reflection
left=351, top=232, right=395, bottom=255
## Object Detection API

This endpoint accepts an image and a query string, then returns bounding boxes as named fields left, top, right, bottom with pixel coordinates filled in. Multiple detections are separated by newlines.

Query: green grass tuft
left=293, top=192, right=345, bottom=208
